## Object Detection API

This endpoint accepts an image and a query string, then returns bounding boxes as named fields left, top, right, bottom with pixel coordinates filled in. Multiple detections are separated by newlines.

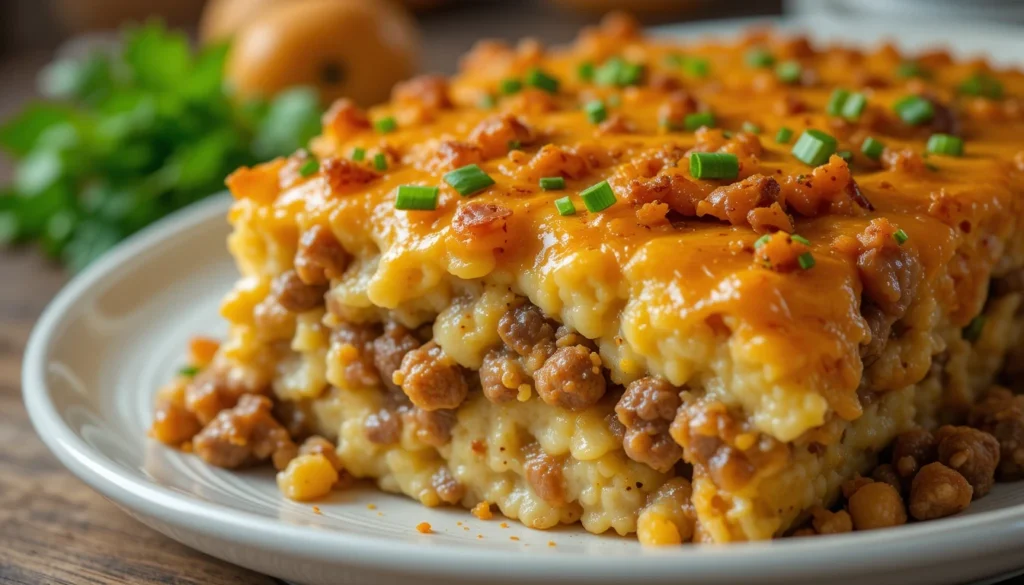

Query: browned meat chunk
left=615, top=377, right=683, bottom=472
left=322, top=98, right=370, bottom=143
left=696, top=174, right=786, bottom=232
left=450, top=201, right=512, bottom=250
left=625, top=173, right=703, bottom=218
left=272, top=269, right=327, bottom=313
left=295, top=225, right=349, bottom=286
left=469, top=114, right=534, bottom=159
left=892, top=428, right=937, bottom=479
left=395, top=341, right=469, bottom=410
left=856, top=218, right=921, bottom=318
left=534, top=345, right=606, bottom=411
left=432, top=140, right=483, bottom=171
left=431, top=465, right=465, bottom=504
left=754, top=231, right=811, bottom=273
left=392, top=74, right=451, bottom=112
left=479, top=347, right=527, bottom=403
left=524, top=446, right=566, bottom=506
left=909, top=462, right=972, bottom=520
left=935, top=425, right=1000, bottom=498
left=332, top=322, right=383, bottom=388
left=193, top=394, right=296, bottom=470
left=322, top=157, right=379, bottom=195
left=372, top=322, right=422, bottom=393
left=403, top=407, right=456, bottom=447
left=365, top=408, right=402, bottom=445
left=497, top=302, right=557, bottom=366
left=969, top=387, right=1024, bottom=480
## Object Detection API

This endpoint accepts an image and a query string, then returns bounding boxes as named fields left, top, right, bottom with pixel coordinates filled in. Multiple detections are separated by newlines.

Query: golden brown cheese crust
left=211, top=14, right=1024, bottom=542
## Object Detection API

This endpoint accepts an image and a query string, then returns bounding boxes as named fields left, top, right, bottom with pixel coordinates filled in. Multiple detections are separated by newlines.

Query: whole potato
left=224, top=0, right=419, bottom=106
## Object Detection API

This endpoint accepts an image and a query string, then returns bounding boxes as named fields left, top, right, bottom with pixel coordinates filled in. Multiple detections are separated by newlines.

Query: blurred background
left=2, top=0, right=1024, bottom=273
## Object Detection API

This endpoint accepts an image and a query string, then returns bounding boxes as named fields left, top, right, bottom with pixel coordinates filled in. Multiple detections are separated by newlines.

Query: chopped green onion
left=500, top=78, right=522, bottom=95
left=893, top=95, right=934, bottom=125
left=595, top=57, right=643, bottom=87
left=775, top=127, right=793, bottom=144
left=585, top=100, right=608, bottom=124
left=837, top=150, right=853, bottom=162
left=607, top=94, right=622, bottom=108
left=893, top=228, right=909, bottom=245
left=775, top=61, right=802, bottom=84
left=443, top=164, right=494, bottom=196
left=861, top=137, right=885, bottom=160
left=540, top=176, right=565, bottom=190
left=508, top=139, right=521, bottom=151
left=798, top=252, right=815, bottom=270
left=742, top=121, right=762, bottom=135
left=395, top=185, right=439, bottom=210
left=826, top=89, right=851, bottom=116
left=373, top=153, right=387, bottom=171
left=351, top=147, right=366, bottom=162
left=299, top=158, right=319, bottom=177
left=896, top=62, right=929, bottom=79
left=578, top=61, right=595, bottom=82
left=791, top=129, right=838, bottom=166
left=374, top=116, right=397, bottom=134
left=681, top=57, right=710, bottom=78
left=959, top=73, right=1003, bottom=99
left=689, top=152, right=739, bottom=180
left=579, top=180, right=617, bottom=212
left=479, top=94, right=496, bottom=109
left=926, top=133, right=964, bottom=157
left=754, top=234, right=771, bottom=249
left=179, top=365, right=199, bottom=377
left=791, top=234, right=811, bottom=246
left=526, top=67, right=560, bottom=94
left=841, top=93, right=867, bottom=120
left=722, top=131, right=734, bottom=139
left=684, top=112, right=716, bottom=131
left=554, top=196, right=576, bottom=216
left=963, top=315, right=986, bottom=342
left=746, top=48, right=775, bottom=68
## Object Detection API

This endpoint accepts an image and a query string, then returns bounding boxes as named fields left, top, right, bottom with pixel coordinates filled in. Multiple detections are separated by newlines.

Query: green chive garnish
left=526, top=67, right=560, bottom=94
left=742, top=121, right=761, bottom=135
left=443, top=164, right=495, bottom=196
left=395, top=185, right=439, bottom=210
left=500, top=78, right=522, bottom=95
left=798, top=252, right=815, bottom=270
left=585, top=100, right=608, bottom=124
left=842, top=93, right=867, bottom=120
left=775, top=127, right=793, bottom=144
left=374, top=116, right=397, bottom=134
left=776, top=61, right=802, bottom=84
left=963, top=315, right=986, bottom=342
left=179, top=365, right=199, bottom=377
left=861, top=137, right=885, bottom=160
left=926, top=133, right=964, bottom=157
left=578, top=61, right=595, bottom=82
left=959, top=73, right=1003, bottom=99
left=746, top=48, right=775, bottom=68
left=684, top=112, right=715, bottom=131
left=837, top=150, right=853, bottom=162
left=681, top=57, right=710, bottom=78
left=826, top=89, right=851, bottom=116
left=791, top=234, right=811, bottom=246
left=299, top=159, right=319, bottom=177
left=373, top=153, right=387, bottom=171
left=579, top=180, right=617, bottom=212
left=479, top=94, right=496, bottom=109
left=689, top=152, right=739, bottom=180
left=893, top=228, right=909, bottom=245
left=595, top=57, right=643, bottom=87
left=893, top=95, right=934, bottom=125
left=508, top=139, right=521, bottom=151
left=896, top=62, right=929, bottom=79
left=554, top=196, right=576, bottom=216
left=351, top=147, right=366, bottom=162
left=791, top=129, right=838, bottom=166
left=754, top=234, right=771, bottom=249
left=540, top=176, right=565, bottom=190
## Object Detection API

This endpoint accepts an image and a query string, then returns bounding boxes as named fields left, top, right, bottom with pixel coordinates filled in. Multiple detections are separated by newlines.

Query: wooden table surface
left=0, top=3, right=812, bottom=584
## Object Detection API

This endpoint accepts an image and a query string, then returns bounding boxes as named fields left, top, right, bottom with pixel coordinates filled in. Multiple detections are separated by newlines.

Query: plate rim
left=21, top=14, right=1024, bottom=584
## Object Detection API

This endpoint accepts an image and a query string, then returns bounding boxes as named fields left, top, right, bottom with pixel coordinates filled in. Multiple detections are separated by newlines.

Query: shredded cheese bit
left=416, top=522, right=432, bottom=534
left=472, top=501, right=494, bottom=520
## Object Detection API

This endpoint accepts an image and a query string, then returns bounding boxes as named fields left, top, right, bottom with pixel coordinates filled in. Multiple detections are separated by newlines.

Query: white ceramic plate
left=23, top=15, right=1024, bottom=585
